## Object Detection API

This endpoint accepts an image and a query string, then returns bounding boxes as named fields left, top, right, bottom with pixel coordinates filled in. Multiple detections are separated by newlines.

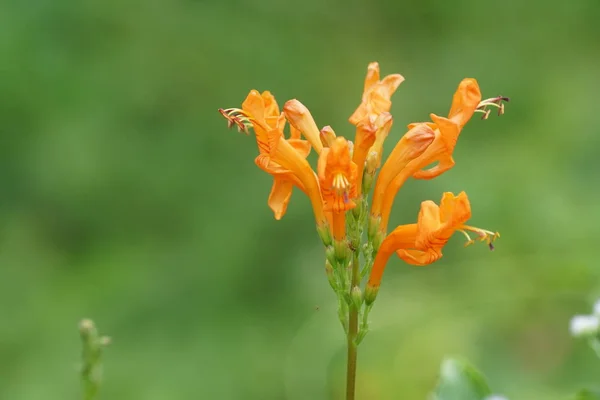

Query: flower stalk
left=79, top=319, right=110, bottom=400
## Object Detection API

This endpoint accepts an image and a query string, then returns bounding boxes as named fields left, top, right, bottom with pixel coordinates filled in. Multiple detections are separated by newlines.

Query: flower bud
left=351, top=286, right=363, bottom=310
left=364, top=284, right=379, bottom=305
left=365, top=150, right=379, bottom=175
left=283, top=100, right=323, bottom=153
left=334, top=239, right=349, bottom=261
left=79, top=319, right=96, bottom=337
left=320, top=125, right=336, bottom=147
left=372, top=230, right=384, bottom=252
left=368, top=215, right=381, bottom=242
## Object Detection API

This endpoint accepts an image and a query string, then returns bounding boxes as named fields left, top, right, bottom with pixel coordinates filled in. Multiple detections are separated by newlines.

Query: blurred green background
left=1, top=0, right=599, bottom=399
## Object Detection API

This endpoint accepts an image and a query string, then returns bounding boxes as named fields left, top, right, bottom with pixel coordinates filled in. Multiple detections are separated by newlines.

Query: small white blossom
left=570, top=314, right=600, bottom=337
left=484, top=395, right=509, bottom=400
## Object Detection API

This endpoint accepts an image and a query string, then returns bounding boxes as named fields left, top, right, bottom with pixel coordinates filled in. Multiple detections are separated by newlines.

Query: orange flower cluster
left=220, top=62, right=505, bottom=300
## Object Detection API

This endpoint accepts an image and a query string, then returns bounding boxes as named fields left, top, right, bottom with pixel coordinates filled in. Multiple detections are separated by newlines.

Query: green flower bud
left=334, top=239, right=349, bottom=261
left=351, top=286, right=363, bottom=310
left=364, top=285, right=379, bottom=305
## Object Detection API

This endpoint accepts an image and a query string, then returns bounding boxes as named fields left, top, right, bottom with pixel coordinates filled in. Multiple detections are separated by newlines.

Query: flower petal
left=283, top=100, right=324, bottom=154
left=268, top=177, right=293, bottom=220
left=396, top=248, right=441, bottom=266
left=287, top=138, right=311, bottom=159
left=261, top=91, right=280, bottom=118
left=364, top=62, right=381, bottom=94
left=439, top=191, right=471, bottom=229
left=349, top=63, right=404, bottom=125
left=448, top=78, right=481, bottom=128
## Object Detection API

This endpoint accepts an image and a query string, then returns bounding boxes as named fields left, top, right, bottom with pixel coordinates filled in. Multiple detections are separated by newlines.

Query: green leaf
left=572, top=389, right=600, bottom=400
left=432, top=358, right=493, bottom=400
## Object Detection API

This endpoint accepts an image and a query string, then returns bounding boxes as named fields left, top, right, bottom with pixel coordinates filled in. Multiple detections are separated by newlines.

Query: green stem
left=79, top=319, right=109, bottom=400
left=346, top=252, right=360, bottom=400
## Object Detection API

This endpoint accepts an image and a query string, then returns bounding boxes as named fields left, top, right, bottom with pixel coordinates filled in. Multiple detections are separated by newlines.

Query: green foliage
left=572, top=389, right=600, bottom=400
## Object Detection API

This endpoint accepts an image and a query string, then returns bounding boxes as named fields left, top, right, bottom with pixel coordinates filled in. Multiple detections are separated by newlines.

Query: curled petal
left=448, top=78, right=481, bottom=128
left=283, top=100, right=324, bottom=154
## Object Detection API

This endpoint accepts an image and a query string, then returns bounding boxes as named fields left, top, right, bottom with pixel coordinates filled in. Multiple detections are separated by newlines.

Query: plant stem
left=346, top=251, right=360, bottom=400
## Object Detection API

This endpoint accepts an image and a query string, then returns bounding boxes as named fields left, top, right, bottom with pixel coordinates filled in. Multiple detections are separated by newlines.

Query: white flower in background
left=570, top=314, right=600, bottom=337
left=484, top=395, right=509, bottom=400
left=593, top=299, right=600, bottom=318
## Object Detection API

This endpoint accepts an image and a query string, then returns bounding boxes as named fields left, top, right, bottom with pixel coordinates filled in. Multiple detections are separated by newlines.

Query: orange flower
left=222, top=90, right=327, bottom=227
left=373, top=79, right=482, bottom=233
left=318, top=137, right=358, bottom=240
left=410, top=78, right=481, bottom=180
left=283, top=100, right=324, bottom=154
left=367, top=192, right=498, bottom=290
left=349, top=62, right=404, bottom=125
left=352, top=113, right=393, bottom=196
left=370, top=123, right=436, bottom=223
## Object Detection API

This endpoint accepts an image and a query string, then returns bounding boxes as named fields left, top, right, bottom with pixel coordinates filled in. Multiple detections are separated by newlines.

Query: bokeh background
left=1, top=0, right=600, bottom=399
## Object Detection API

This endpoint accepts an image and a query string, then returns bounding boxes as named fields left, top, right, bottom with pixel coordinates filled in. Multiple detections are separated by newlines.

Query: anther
left=218, top=108, right=253, bottom=135
left=475, top=96, right=510, bottom=120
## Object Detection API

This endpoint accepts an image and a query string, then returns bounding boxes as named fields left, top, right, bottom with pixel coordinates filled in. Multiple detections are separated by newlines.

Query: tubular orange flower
left=349, top=62, right=404, bottom=125
left=352, top=115, right=376, bottom=194
left=367, top=192, right=498, bottom=290
left=352, top=113, right=394, bottom=196
left=373, top=78, right=483, bottom=233
left=318, top=137, right=358, bottom=240
left=266, top=128, right=326, bottom=226
left=370, top=123, right=437, bottom=222
left=283, top=99, right=324, bottom=154
left=221, top=90, right=327, bottom=227
left=411, top=78, right=481, bottom=180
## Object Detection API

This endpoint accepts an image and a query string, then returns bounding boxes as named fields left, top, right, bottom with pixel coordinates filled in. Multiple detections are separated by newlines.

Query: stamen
left=332, top=172, right=352, bottom=205
left=458, top=229, right=476, bottom=247
left=333, top=173, right=350, bottom=193
left=218, top=108, right=255, bottom=135
left=459, top=225, right=500, bottom=251
left=475, top=96, right=510, bottom=120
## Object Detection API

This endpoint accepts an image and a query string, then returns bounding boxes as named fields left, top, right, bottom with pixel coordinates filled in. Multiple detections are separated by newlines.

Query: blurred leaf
left=572, top=389, right=600, bottom=400
left=432, top=358, right=492, bottom=400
